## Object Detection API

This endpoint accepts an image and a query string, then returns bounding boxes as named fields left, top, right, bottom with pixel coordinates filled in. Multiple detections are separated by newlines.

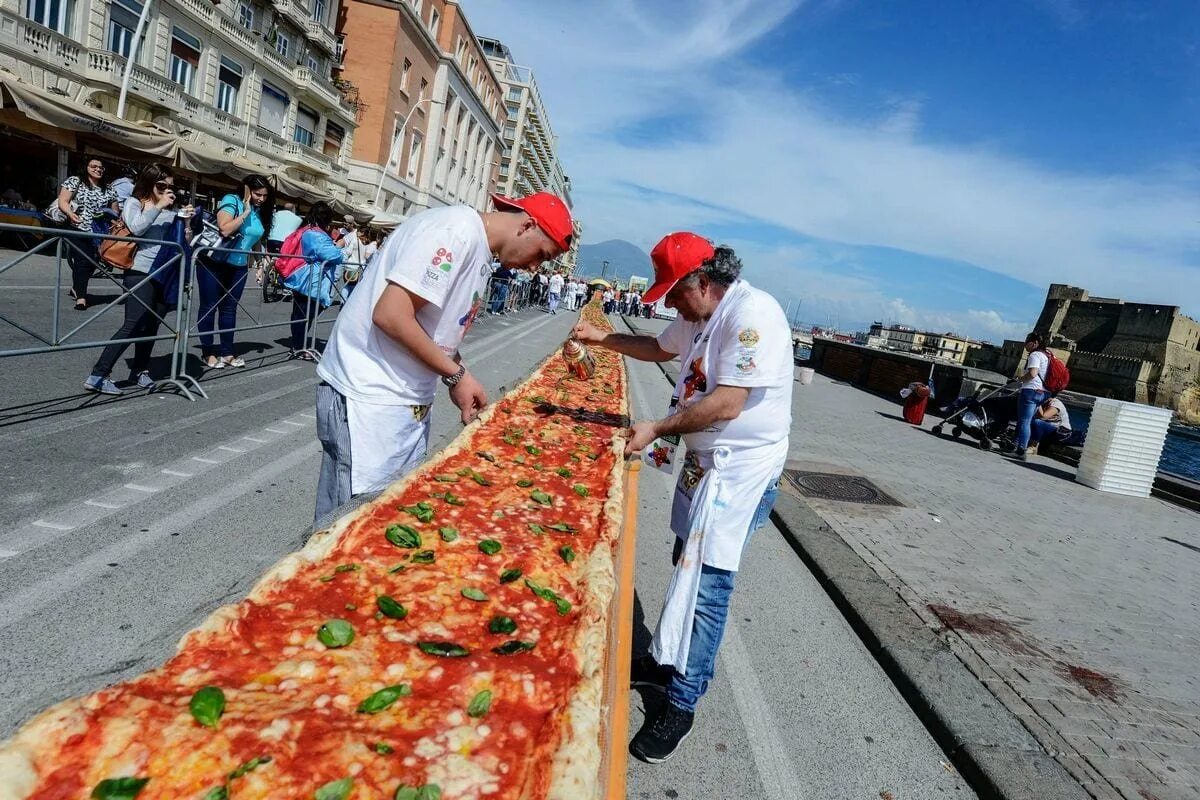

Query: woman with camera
left=84, top=164, right=192, bottom=396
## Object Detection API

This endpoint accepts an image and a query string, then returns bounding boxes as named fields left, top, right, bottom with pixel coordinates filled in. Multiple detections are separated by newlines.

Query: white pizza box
left=1076, top=399, right=1172, bottom=497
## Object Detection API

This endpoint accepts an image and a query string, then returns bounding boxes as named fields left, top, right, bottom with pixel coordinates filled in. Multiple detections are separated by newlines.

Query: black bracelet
left=442, top=364, right=466, bottom=387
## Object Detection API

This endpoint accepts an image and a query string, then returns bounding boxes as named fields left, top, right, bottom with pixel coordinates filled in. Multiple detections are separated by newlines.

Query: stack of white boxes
left=1075, top=398, right=1174, bottom=497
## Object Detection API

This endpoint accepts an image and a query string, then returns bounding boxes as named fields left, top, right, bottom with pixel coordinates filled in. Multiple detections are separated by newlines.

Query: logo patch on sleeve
left=431, top=247, right=454, bottom=273
left=737, top=327, right=760, bottom=347
left=735, top=354, right=757, bottom=374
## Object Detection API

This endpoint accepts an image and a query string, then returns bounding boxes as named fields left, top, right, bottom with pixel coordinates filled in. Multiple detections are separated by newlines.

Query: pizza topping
left=515, top=479, right=533, bottom=488
left=189, top=685, right=226, bottom=729
left=385, top=524, right=422, bottom=549
left=395, top=785, right=442, bottom=800
left=461, top=587, right=487, bottom=602
left=334, top=563, right=361, bottom=573
left=374, top=742, right=395, bottom=754
left=467, top=689, right=493, bottom=718
left=315, top=777, right=354, bottom=800
left=438, top=526, right=459, bottom=542
left=555, top=467, right=572, bottom=478
left=376, top=596, right=408, bottom=620
left=317, top=619, right=355, bottom=648
left=546, top=522, right=576, bottom=534
left=418, top=641, right=470, bottom=657
left=433, top=491, right=466, bottom=506
left=498, top=568, right=522, bottom=584
left=529, top=490, right=552, bottom=506
left=388, top=563, right=407, bottom=574
left=488, top=616, right=517, bottom=635
left=492, top=640, right=536, bottom=656
left=91, top=777, right=149, bottom=800
left=572, top=484, right=589, bottom=497
left=357, top=684, right=412, bottom=714
left=528, top=523, right=545, bottom=536
left=229, top=755, right=272, bottom=779
left=434, top=474, right=458, bottom=482
left=478, top=539, right=502, bottom=556
left=559, top=545, right=576, bottom=564
left=477, top=451, right=497, bottom=463
left=525, top=579, right=572, bottom=616
left=525, top=444, right=542, bottom=455
left=410, top=550, right=436, bottom=564
left=401, top=502, right=435, bottom=523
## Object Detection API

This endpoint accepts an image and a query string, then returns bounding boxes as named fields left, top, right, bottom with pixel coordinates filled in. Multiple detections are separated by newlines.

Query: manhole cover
left=783, top=470, right=903, bottom=506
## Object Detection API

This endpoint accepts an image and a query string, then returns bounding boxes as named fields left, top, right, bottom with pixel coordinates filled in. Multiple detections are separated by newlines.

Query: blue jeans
left=1029, top=419, right=1059, bottom=445
left=489, top=283, right=509, bottom=314
left=664, top=475, right=781, bottom=713
left=196, top=256, right=248, bottom=357
left=1015, top=387, right=1048, bottom=449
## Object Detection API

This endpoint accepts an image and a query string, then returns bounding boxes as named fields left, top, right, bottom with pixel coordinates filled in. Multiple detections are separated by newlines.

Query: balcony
left=305, top=19, right=336, bottom=55
left=172, top=0, right=216, bottom=27
left=292, top=66, right=344, bottom=114
left=285, top=140, right=333, bottom=172
left=272, top=0, right=312, bottom=32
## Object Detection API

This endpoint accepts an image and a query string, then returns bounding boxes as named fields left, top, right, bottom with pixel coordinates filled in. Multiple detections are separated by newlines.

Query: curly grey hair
left=679, top=245, right=742, bottom=289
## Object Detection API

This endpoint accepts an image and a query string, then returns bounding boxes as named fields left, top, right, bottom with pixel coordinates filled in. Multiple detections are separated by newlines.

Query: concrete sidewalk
left=781, top=372, right=1200, bottom=800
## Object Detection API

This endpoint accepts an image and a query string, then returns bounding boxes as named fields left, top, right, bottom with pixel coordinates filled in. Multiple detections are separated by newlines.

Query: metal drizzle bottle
left=561, top=337, right=597, bottom=380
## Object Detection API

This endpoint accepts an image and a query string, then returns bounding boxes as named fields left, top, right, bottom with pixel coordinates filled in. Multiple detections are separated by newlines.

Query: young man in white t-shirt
left=572, top=232, right=792, bottom=764
left=547, top=269, right=564, bottom=314
left=312, top=192, right=573, bottom=524
left=1007, top=331, right=1051, bottom=461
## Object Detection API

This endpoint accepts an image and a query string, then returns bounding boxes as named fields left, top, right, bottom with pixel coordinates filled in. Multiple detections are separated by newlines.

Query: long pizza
left=0, top=301, right=628, bottom=800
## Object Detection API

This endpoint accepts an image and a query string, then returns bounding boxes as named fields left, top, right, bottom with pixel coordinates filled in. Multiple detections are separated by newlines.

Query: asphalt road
left=0, top=288, right=976, bottom=798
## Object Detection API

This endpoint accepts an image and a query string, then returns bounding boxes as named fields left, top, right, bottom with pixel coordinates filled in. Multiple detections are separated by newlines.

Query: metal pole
left=371, top=98, right=439, bottom=209
left=116, top=0, right=154, bottom=119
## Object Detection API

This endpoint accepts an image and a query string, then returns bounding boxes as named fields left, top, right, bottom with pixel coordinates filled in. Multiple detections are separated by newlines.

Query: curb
left=618, top=315, right=1090, bottom=800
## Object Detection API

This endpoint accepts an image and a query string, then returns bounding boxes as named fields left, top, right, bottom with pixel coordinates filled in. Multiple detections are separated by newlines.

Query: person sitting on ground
left=1029, top=396, right=1073, bottom=450
left=282, top=201, right=344, bottom=361
left=84, top=164, right=193, bottom=395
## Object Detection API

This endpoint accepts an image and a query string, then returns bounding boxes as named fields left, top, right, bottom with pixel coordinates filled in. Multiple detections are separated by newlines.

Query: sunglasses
left=155, top=181, right=175, bottom=191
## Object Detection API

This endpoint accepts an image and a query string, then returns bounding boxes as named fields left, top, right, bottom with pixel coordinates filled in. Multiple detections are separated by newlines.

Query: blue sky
left=465, top=1, right=1200, bottom=340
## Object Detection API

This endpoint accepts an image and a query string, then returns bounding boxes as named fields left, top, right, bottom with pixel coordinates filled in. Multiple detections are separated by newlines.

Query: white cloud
left=464, top=0, right=1200, bottom=337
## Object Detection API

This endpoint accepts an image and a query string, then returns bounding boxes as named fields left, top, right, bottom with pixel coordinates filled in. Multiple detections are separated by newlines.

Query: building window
left=106, top=0, right=143, bottom=59
left=294, top=104, right=319, bottom=148
left=275, top=30, right=290, bottom=59
left=323, top=120, right=344, bottom=157
left=25, top=0, right=73, bottom=35
left=428, top=7, right=439, bottom=37
left=455, top=36, right=465, bottom=65
left=506, top=87, right=521, bottom=102
left=406, top=131, right=422, bottom=181
left=216, top=56, right=243, bottom=115
left=408, top=0, right=420, bottom=13
left=258, top=80, right=289, bottom=134
left=400, top=58, right=411, bottom=91
left=311, top=0, right=326, bottom=25
left=237, top=2, right=253, bottom=29
left=418, top=77, right=428, bottom=101
left=169, top=27, right=202, bottom=94
left=306, top=54, right=319, bottom=73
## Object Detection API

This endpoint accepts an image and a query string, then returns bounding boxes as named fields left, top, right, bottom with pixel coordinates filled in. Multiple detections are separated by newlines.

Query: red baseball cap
left=490, top=192, right=574, bottom=252
left=641, top=232, right=715, bottom=305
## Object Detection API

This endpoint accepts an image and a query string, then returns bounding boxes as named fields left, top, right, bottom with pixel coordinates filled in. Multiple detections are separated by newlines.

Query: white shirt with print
left=318, top=205, right=490, bottom=405
left=1024, top=349, right=1049, bottom=392
left=656, top=281, right=793, bottom=452
left=548, top=274, right=564, bottom=294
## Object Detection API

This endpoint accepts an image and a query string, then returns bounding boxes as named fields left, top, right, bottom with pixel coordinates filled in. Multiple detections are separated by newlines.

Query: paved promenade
left=787, top=371, right=1200, bottom=800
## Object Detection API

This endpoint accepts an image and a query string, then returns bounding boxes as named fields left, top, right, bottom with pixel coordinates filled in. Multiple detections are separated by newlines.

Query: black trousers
left=91, top=270, right=168, bottom=378
left=291, top=293, right=320, bottom=350
left=67, top=233, right=99, bottom=300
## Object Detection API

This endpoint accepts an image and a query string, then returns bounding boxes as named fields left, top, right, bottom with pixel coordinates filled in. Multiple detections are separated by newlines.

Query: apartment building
left=478, top=35, right=578, bottom=272
left=338, top=0, right=503, bottom=218
left=0, top=0, right=359, bottom=201
left=866, top=322, right=978, bottom=364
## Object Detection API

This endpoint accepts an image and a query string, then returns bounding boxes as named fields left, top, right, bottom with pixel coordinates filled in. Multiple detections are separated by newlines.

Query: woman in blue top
left=282, top=201, right=344, bottom=360
left=196, top=173, right=274, bottom=369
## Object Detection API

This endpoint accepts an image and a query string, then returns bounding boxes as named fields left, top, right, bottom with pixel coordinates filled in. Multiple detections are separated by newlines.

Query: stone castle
left=968, top=285, right=1200, bottom=423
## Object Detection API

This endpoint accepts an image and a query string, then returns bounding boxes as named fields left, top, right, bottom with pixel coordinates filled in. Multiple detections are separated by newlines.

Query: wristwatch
left=442, top=364, right=466, bottom=387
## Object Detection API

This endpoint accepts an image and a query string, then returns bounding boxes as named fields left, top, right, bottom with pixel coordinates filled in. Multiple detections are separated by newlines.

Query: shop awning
left=0, top=74, right=178, bottom=159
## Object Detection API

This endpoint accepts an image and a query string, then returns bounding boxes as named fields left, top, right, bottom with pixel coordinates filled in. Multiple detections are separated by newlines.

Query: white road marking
left=161, top=469, right=193, bottom=477
left=31, top=520, right=73, bottom=531
left=264, top=427, right=287, bottom=434
left=84, top=500, right=122, bottom=509
left=298, top=412, right=315, bottom=419
left=218, top=446, right=246, bottom=453
left=279, top=420, right=304, bottom=427
left=124, top=484, right=157, bottom=493
left=0, top=549, right=17, bottom=558
left=242, top=436, right=267, bottom=444
left=0, top=442, right=322, bottom=628
left=192, top=457, right=219, bottom=464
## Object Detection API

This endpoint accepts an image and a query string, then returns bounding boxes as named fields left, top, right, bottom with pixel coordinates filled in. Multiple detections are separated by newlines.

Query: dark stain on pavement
left=927, top=604, right=1046, bottom=656
left=1137, top=790, right=1161, bottom=800
left=1060, top=663, right=1126, bottom=701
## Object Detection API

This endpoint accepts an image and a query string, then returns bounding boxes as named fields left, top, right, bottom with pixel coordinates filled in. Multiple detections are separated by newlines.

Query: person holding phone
left=84, top=164, right=192, bottom=395
left=196, top=173, right=274, bottom=368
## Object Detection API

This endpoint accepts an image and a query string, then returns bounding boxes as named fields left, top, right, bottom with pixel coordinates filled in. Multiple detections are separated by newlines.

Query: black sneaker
left=1004, top=447, right=1028, bottom=461
left=630, top=655, right=674, bottom=690
left=630, top=703, right=695, bottom=764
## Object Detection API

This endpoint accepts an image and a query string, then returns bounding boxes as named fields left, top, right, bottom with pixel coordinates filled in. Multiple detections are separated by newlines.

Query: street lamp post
left=116, top=0, right=155, bottom=119
left=371, top=97, right=441, bottom=209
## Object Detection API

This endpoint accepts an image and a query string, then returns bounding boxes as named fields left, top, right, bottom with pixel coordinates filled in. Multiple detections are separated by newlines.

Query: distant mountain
left=575, top=239, right=651, bottom=285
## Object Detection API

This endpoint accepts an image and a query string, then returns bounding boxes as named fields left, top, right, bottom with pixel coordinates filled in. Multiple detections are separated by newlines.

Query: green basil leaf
left=547, top=522, right=576, bottom=533
left=228, top=755, right=271, bottom=780
left=559, top=545, right=576, bottom=564
left=470, top=472, right=491, bottom=486
left=456, top=467, right=472, bottom=476
left=499, top=568, right=522, bottom=584
left=529, top=395, right=549, bottom=404
left=532, top=464, right=545, bottom=472
left=526, top=444, right=542, bottom=455
left=317, top=619, right=355, bottom=648
left=492, top=640, right=536, bottom=656
left=395, top=787, right=419, bottom=800
left=530, top=490, right=552, bottom=505
left=417, top=785, right=442, bottom=800
left=334, top=564, right=360, bottom=574
left=318, top=574, right=335, bottom=583
left=376, top=595, right=408, bottom=620
left=461, top=587, right=488, bottom=602
left=374, top=742, right=394, bottom=754
left=410, top=550, right=436, bottom=564
left=525, top=579, right=572, bottom=616
left=90, top=777, right=149, bottom=800
left=439, top=526, right=459, bottom=542
left=202, top=787, right=227, bottom=800
left=587, top=452, right=601, bottom=461
left=434, top=474, right=458, bottom=482
left=477, top=451, right=497, bottom=463
left=188, top=686, right=225, bottom=729
left=569, top=454, right=582, bottom=462
left=573, top=484, right=589, bottom=497
left=417, top=641, right=470, bottom=657
left=528, top=523, right=545, bottom=536
left=513, top=454, right=526, bottom=464
left=556, top=467, right=573, bottom=478
left=315, top=777, right=353, bottom=800
left=515, top=478, right=533, bottom=488
left=488, top=615, right=517, bottom=634
left=467, top=689, right=493, bottom=718
left=401, top=504, right=434, bottom=523
left=385, top=524, right=422, bottom=549
left=444, top=493, right=465, bottom=506
left=388, top=563, right=406, bottom=574
left=554, top=597, right=572, bottom=616
left=357, top=684, right=411, bottom=714
left=478, top=539, right=502, bottom=556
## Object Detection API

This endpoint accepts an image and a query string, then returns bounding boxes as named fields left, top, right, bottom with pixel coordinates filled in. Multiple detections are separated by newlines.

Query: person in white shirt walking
left=572, top=232, right=793, bottom=763
left=312, top=192, right=574, bottom=524
left=547, top=269, right=564, bottom=314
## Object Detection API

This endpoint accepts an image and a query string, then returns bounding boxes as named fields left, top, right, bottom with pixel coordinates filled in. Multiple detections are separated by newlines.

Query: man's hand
left=571, top=321, right=607, bottom=346
left=449, top=371, right=488, bottom=425
left=624, top=420, right=658, bottom=456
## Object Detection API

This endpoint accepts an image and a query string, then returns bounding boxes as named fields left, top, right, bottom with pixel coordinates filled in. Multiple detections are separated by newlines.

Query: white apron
left=346, top=397, right=432, bottom=494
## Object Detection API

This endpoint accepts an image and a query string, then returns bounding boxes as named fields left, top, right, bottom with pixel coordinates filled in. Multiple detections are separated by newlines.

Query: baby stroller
left=931, top=382, right=1019, bottom=450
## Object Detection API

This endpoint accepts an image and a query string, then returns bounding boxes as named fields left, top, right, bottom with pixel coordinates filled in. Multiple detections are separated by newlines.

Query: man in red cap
left=573, top=232, right=793, bottom=763
left=312, top=193, right=572, bottom=525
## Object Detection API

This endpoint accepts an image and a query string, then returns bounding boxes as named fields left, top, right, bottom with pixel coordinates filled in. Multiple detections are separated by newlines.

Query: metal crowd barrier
left=0, top=221, right=200, bottom=400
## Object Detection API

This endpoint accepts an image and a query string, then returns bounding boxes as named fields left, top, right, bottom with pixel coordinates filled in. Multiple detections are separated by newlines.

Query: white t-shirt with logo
left=549, top=274, right=564, bottom=294
left=318, top=205, right=490, bottom=405
left=656, top=281, right=793, bottom=452
left=1024, top=349, right=1049, bottom=392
